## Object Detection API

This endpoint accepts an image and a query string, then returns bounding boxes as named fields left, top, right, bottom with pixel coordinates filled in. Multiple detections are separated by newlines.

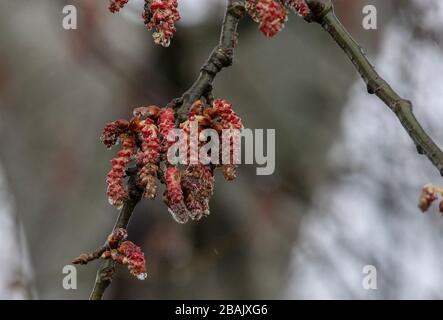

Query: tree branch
left=88, top=0, right=246, bottom=300
left=306, top=0, right=443, bottom=176
left=175, top=0, right=246, bottom=122
left=89, top=172, right=142, bottom=300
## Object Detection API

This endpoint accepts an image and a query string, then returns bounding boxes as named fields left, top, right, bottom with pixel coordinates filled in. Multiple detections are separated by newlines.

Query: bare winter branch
left=306, top=0, right=443, bottom=176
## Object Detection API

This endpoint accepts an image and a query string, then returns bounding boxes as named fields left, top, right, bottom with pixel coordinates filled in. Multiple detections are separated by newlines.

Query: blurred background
left=0, top=0, right=442, bottom=299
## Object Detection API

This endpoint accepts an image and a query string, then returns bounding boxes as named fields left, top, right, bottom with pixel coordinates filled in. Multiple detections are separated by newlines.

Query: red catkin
left=137, top=118, right=161, bottom=199
left=164, top=166, right=183, bottom=203
left=109, top=0, right=129, bottom=13
left=107, top=228, right=128, bottom=249
left=158, top=107, right=176, bottom=153
left=286, top=0, right=310, bottom=17
left=143, top=0, right=180, bottom=47
left=163, top=166, right=192, bottom=223
left=246, top=0, right=288, bottom=37
left=106, top=134, right=135, bottom=209
left=211, top=99, right=242, bottom=181
left=100, top=119, right=130, bottom=149
left=212, top=99, right=242, bottom=131
left=102, top=240, right=147, bottom=280
left=181, top=164, right=215, bottom=220
left=117, top=241, right=147, bottom=279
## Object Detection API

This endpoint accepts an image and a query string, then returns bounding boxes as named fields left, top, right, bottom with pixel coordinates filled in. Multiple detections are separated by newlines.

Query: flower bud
left=107, top=228, right=128, bottom=249
left=106, top=134, right=136, bottom=208
left=109, top=0, right=129, bottom=13
left=285, top=0, right=310, bottom=17
left=100, top=119, right=130, bottom=149
left=181, top=164, right=214, bottom=220
left=158, top=107, right=176, bottom=153
left=137, top=120, right=161, bottom=199
left=143, top=0, right=180, bottom=47
left=246, top=0, right=288, bottom=37
left=117, top=241, right=147, bottom=280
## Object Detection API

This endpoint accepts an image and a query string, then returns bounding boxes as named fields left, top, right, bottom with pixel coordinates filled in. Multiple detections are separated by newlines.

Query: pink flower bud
left=164, top=166, right=183, bottom=203
left=163, top=166, right=193, bottom=223
left=246, top=0, right=288, bottom=37
left=181, top=164, right=214, bottom=220
left=143, top=0, right=180, bottom=47
left=109, top=0, right=129, bottom=13
left=286, top=0, right=310, bottom=17
left=117, top=241, right=147, bottom=280
left=212, top=99, right=242, bottom=130
left=107, top=228, right=128, bottom=249
left=136, top=120, right=161, bottom=199
left=101, top=240, right=147, bottom=280
left=211, top=99, right=242, bottom=180
left=158, top=107, right=176, bottom=153
left=106, top=135, right=136, bottom=208
left=100, top=119, right=130, bottom=149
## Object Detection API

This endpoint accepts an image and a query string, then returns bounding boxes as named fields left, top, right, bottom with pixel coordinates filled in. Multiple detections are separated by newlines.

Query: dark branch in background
left=306, top=0, right=443, bottom=176
left=87, top=0, right=246, bottom=300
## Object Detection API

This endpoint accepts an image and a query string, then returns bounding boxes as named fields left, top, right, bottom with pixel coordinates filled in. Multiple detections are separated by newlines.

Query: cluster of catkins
left=101, top=99, right=242, bottom=224
left=108, top=0, right=310, bottom=46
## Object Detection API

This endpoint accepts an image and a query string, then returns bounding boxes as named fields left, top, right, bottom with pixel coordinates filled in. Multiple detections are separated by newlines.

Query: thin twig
left=175, top=0, right=246, bottom=122
left=306, top=0, right=443, bottom=176
left=89, top=173, right=142, bottom=300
